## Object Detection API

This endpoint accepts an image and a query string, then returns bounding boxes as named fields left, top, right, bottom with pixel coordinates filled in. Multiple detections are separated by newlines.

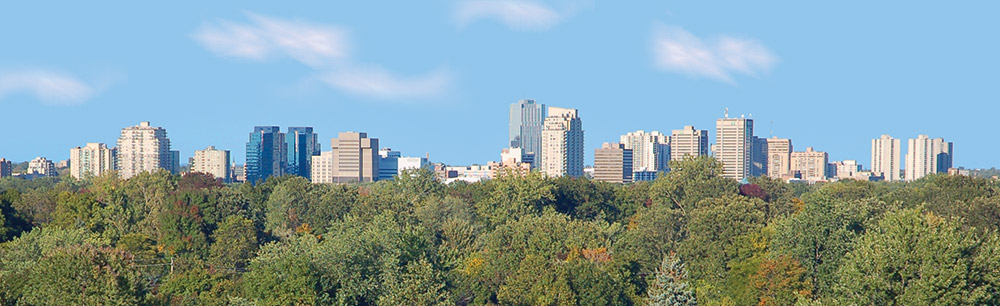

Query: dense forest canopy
left=1, top=156, right=999, bottom=305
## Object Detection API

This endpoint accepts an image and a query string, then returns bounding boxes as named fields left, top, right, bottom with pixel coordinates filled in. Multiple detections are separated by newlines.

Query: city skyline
left=2, top=2, right=999, bottom=168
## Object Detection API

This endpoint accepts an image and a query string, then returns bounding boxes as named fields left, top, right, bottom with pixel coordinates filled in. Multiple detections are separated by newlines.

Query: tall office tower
left=69, top=143, right=117, bottom=180
left=117, top=121, right=177, bottom=179
left=378, top=148, right=401, bottom=181
left=905, top=135, right=954, bottom=181
left=714, top=116, right=754, bottom=180
left=791, top=147, right=829, bottom=181
left=330, top=132, right=379, bottom=183
left=27, top=157, right=57, bottom=177
left=246, top=126, right=286, bottom=184
left=750, top=136, right=768, bottom=177
left=509, top=99, right=546, bottom=168
left=0, top=158, right=11, bottom=178
left=669, top=125, right=709, bottom=161
left=540, top=107, right=584, bottom=178
left=593, top=142, right=633, bottom=183
left=310, top=151, right=335, bottom=184
left=871, top=135, right=901, bottom=181
left=192, top=146, right=231, bottom=182
left=766, top=137, right=793, bottom=178
left=286, top=127, right=320, bottom=179
left=620, top=130, right=670, bottom=172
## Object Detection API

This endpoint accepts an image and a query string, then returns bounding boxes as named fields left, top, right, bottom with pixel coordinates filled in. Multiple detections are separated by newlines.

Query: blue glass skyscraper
left=246, top=126, right=286, bottom=184
left=509, top=99, right=546, bottom=168
left=286, top=127, right=320, bottom=179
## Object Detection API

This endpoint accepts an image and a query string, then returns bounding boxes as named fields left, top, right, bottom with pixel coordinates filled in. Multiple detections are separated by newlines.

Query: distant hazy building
left=829, top=160, right=861, bottom=180
left=495, top=147, right=532, bottom=176
left=330, top=132, right=379, bottom=183
left=871, top=135, right=902, bottom=182
left=905, top=135, right=953, bottom=181
left=751, top=136, right=768, bottom=177
left=69, top=143, right=117, bottom=180
left=620, top=130, right=669, bottom=172
left=594, top=142, right=633, bottom=184
left=192, top=146, right=231, bottom=182
left=445, top=164, right=495, bottom=183
left=286, top=127, right=320, bottom=179
left=397, top=156, right=431, bottom=176
left=27, top=157, right=57, bottom=177
left=715, top=117, right=754, bottom=180
left=117, top=122, right=178, bottom=179
left=311, top=151, right=335, bottom=184
left=509, top=99, right=546, bottom=168
left=0, top=158, right=11, bottom=178
left=246, top=126, right=286, bottom=184
left=791, top=147, right=828, bottom=181
left=670, top=126, right=709, bottom=161
left=766, top=137, right=792, bottom=178
left=232, top=164, right=246, bottom=183
left=540, top=107, right=584, bottom=178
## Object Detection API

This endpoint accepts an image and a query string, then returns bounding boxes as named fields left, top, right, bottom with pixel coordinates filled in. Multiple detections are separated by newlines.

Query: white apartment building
left=69, top=143, right=117, bottom=180
left=540, top=107, right=584, bottom=178
left=117, top=121, right=178, bottom=179
left=871, top=135, right=901, bottom=181
left=619, top=130, right=669, bottom=172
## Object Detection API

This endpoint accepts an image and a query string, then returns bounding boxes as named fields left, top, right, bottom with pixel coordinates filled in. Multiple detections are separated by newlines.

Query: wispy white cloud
left=193, top=13, right=451, bottom=100
left=652, top=24, right=777, bottom=83
left=454, top=0, right=591, bottom=31
left=323, top=67, right=453, bottom=100
left=194, top=13, right=350, bottom=68
left=0, top=70, right=98, bottom=105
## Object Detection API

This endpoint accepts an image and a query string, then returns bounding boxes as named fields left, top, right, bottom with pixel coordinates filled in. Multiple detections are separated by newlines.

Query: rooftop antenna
left=769, top=121, right=774, bottom=138
left=724, top=107, right=729, bottom=118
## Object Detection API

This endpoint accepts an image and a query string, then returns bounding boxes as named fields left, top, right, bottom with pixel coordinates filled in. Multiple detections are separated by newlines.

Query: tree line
left=1, top=156, right=999, bottom=305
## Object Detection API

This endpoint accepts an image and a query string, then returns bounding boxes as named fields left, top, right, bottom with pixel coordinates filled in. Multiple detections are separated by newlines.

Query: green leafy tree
left=835, top=208, right=1000, bottom=305
left=210, top=215, right=258, bottom=270
left=650, top=156, right=739, bottom=212
left=20, top=245, right=150, bottom=305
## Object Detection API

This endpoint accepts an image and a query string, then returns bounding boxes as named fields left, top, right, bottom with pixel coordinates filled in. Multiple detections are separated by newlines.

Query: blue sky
left=1, top=1, right=998, bottom=168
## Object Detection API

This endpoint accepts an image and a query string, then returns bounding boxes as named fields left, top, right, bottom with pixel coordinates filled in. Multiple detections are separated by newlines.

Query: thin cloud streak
left=0, top=70, right=98, bottom=105
left=322, top=67, right=454, bottom=100
left=455, top=0, right=563, bottom=30
left=193, top=13, right=450, bottom=100
left=652, top=24, right=778, bottom=83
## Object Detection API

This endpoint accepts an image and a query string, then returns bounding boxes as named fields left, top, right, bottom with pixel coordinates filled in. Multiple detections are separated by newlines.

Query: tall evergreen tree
left=648, top=253, right=697, bottom=306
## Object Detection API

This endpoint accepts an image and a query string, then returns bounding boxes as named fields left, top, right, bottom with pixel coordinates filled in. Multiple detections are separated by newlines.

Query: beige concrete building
left=871, top=135, right=901, bottom=181
left=905, top=135, right=953, bottom=181
left=329, top=132, right=379, bottom=183
left=310, top=151, right=335, bottom=184
left=620, top=130, right=669, bottom=172
left=593, top=142, right=633, bottom=183
left=766, top=137, right=792, bottom=178
left=117, top=121, right=178, bottom=179
left=670, top=125, right=709, bottom=161
left=714, top=117, right=754, bottom=180
left=69, top=143, right=117, bottom=180
left=791, top=147, right=828, bottom=181
left=192, top=146, right=231, bottom=182
left=232, top=164, right=246, bottom=183
left=541, top=107, right=584, bottom=178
